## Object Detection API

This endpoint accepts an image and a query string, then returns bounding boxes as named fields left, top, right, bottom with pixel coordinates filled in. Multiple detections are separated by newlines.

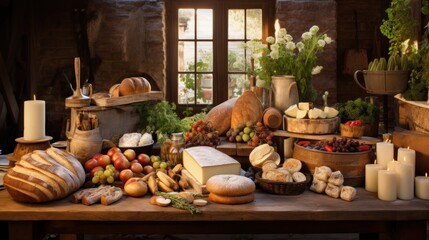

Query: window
left=166, top=0, right=275, bottom=114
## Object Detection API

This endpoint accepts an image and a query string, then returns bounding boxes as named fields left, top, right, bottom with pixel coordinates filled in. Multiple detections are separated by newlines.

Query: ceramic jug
left=69, top=127, right=103, bottom=164
left=271, top=75, right=299, bottom=113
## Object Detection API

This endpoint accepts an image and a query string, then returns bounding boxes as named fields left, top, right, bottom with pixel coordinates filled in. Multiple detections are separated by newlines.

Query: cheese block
left=183, top=146, right=241, bottom=184
left=298, top=102, right=311, bottom=110
left=324, top=106, right=339, bottom=118
left=284, top=104, right=298, bottom=117
left=296, top=109, right=308, bottom=119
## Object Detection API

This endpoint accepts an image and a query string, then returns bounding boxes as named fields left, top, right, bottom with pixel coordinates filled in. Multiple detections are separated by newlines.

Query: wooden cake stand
left=7, top=136, right=52, bottom=167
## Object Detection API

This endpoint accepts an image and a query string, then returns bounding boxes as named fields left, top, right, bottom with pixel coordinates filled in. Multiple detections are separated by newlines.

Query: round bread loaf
left=119, top=77, right=151, bottom=96
left=206, top=174, right=255, bottom=196
left=209, top=192, right=254, bottom=205
left=109, top=83, right=120, bottom=97
left=249, top=144, right=279, bottom=168
left=4, top=148, right=86, bottom=203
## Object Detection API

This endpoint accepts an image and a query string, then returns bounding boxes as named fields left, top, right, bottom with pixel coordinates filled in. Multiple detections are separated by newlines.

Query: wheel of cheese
left=206, top=174, right=255, bottom=196
left=208, top=192, right=254, bottom=205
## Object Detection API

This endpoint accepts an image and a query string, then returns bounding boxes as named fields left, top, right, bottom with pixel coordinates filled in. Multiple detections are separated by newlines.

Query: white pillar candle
left=378, top=169, right=397, bottom=201
left=415, top=173, right=429, bottom=200
left=376, top=142, right=394, bottom=169
left=395, top=162, right=414, bottom=200
left=398, top=147, right=416, bottom=178
left=365, top=160, right=383, bottom=192
left=387, top=159, right=399, bottom=172
left=23, top=96, right=45, bottom=141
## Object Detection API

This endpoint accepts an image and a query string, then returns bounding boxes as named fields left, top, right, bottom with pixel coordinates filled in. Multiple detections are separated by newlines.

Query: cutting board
left=181, top=169, right=209, bottom=195
left=285, top=116, right=339, bottom=134
left=92, top=91, right=164, bottom=107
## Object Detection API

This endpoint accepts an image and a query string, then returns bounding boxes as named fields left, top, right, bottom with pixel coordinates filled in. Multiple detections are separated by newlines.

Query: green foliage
left=338, top=98, right=379, bottom=125
left=180, top=60, right=208, bottom=104
left=368, top=55, right=409, bottom=71
left=136, top=101, right=187, bottom=143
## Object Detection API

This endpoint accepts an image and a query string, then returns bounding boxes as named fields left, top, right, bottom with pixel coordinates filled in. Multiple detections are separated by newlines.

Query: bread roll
left=282, top=158, right=302, bottom=173
left=314, top=166, right=332, bottom=182
left=118, top=77, right=151, bottom=96
left=340, top=186, right=357, bottom=202
left=249, top=144, right=280, bottom=168
left=292, top=172, right=307, bottom=182
left=262, top=160, right=277, bottom=172
left=325, top=183, right=341, bottom=198
left=209, top=192, right=254, bottom=205
left=231, top=90, right=263, bottom=129
left=204, top=97, right=237, bottom=135
left=263, top=169, right=292, bottom=182
left=4, top=148, right=86, bottom=203
left=206, top=174, right=255, bottom=196
left=328, top=171, right=344, bottom=186
left=310, top=179, right=327, bottom=193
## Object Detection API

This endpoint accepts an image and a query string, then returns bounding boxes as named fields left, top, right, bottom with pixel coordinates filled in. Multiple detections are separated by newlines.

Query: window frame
left=166, top=0, right=275, bottom=115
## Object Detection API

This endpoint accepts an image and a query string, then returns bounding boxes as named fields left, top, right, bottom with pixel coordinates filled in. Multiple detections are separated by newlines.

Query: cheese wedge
left=298, top=102, right=311, bottom=110
left=296, top=109, right=308, bottom=119
left=183, top=146, right=241, bottom=184
left=319, top=111, right=327, bottom=119
left=284, top=104, right=298, bottom=118
left=308, top=108, right=323, bottom=119
left=324, top=106, right=339, bottom=118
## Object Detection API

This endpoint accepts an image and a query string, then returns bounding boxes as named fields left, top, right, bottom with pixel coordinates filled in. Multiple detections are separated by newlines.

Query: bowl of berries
left=340, top=120, right=366, bottom=138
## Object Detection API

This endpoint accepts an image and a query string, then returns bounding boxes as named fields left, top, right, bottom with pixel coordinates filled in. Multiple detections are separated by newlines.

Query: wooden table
left=1, top=188, right=428, bottom=240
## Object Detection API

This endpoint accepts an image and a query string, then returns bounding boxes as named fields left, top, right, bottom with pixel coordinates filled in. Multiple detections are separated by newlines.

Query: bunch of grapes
left=225, top=121, right=273, bottom=147
left=92, top=164, right=117, bottom=184
left=323, top=137, right=361, bottom=152
left=184, top=119, right=220, bottom=147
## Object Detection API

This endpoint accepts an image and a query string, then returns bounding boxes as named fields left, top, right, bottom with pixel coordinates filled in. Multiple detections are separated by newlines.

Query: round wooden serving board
left=285, top=116, right=339, bottom=134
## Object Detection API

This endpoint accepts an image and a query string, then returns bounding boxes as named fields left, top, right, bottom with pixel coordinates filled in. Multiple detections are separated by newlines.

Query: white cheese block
left=324, top=106, right=339, bottom=118
left=296, top=109, right=308, bottom=119
left=308, top=108, right=323, bottom=119
left=298, top=102, right=310, bottom=110
left=284, top=104, right=298, bottom=118
left=183, top=146, right=241, bottom=184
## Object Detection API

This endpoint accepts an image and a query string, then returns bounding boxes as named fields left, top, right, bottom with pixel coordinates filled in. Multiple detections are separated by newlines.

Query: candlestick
left=365, top=160, right=383, bottom=192
left=378, top=168, right=397, bottom=201
left=397, top=147, right=416, bottom=178
left=376, top=142, right=394, bottom=169
left=23, top=96, right=46, bottom=141
left=415, top=173, right=429, bottom=200
left=395, top=162, right=414, bottom=200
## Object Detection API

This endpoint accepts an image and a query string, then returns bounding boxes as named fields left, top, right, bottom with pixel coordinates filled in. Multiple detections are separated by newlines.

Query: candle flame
left=426, top=172, right=428, bottom=178
left=407, top=146, right=410, bottom=149
left=387, top=168, right=390, bottom=171
left=33, top=94, right=36, bottom=100
left=374, top=160, right=377, bottom=164
left=274, top=19, right=280, bottom=33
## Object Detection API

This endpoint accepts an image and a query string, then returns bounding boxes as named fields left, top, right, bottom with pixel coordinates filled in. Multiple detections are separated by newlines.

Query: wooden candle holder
left=7, top=136, right=52, bottom=167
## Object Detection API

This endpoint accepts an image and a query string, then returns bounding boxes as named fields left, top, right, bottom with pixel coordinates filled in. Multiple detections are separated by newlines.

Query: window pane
left=228, top=41, right=245, bottom=72
left=197, top=9, right=213, bottom=39
left=228, top=74, right=249, bottom=98
left=197, top=74, right=213, bottom=104
left=178, top=9, right=195, bottom=39
left=197, top=42, right=213, bottom=72
left=246, top=9, right=262, bottom=40
left=228, top=9, right=244, bottom=39
left=178, top=74, right=195, bottom=104
left=178, top=41, right=195, bottom=72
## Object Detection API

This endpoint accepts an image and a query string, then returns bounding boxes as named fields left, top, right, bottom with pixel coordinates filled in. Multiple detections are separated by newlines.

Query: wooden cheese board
left=92, top=91, right=164, bottom=107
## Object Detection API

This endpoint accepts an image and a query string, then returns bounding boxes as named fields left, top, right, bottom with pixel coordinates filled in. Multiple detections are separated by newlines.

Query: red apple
left=107, top=147, right=121, bottom=158
left=137, top=153, right=151, bottom=166
left=130, top=160, right=139, bottom=165
left=90, top=166, right=104, bottom=177
left=112, top=152, right=126, bottom=162
left=123, top=149, right=136, bottom=161
left=124, top=177, right=148, bottom=197
left=130, top=162, right=143, bottom=174
left=142, top=165, right=155, bottom=174
left=84, top=158, right=98, bottom=172
left=97, top=154, right=111, bottom=168
left=119, top=169, right=134, bottom=183
left=114, top=157, right=131, bottom=171
left=92, top=153, right=103, bottom=161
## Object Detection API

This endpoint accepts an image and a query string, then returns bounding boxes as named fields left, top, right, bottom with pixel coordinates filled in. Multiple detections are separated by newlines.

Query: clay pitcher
left=69, top=127, right=103, bottom=164
left=271, top=75, right=299, bottom=113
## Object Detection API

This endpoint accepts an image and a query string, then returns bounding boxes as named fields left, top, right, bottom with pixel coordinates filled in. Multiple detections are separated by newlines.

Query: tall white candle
left=387, top=159, right=399, bottom=172
left=376, top=142, right=394, bottom=169
left=398, top=147, right=416, bottom=178
left=415, top=173, right=429, bottom=200
left=378, top=168, right=397, bottom=201
left=395, top=162, right=414, bottom=200
left=365, top=160, right=383, bottom=192
left=23, top=96, right=45, bottom=141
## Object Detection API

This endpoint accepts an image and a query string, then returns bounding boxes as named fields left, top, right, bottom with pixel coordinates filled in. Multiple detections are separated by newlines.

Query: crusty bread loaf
left=118, top=77, right=151, bottom=96
left=204, top=97, right=237, bottom=135
left=109, top=84, right=120, bottom=97
left=4, top=148, right=86, bottom=203
left=231, top=90, right=263, bottom=129
left=208, top=192, right=254, bottom=205
left=206, top=174, right=255, bottom=197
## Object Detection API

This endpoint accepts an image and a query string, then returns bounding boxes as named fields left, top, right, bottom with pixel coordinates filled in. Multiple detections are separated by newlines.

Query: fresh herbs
left=338, top=98, right=378, bottom=125
left=156, top=191, right=201, bottom=214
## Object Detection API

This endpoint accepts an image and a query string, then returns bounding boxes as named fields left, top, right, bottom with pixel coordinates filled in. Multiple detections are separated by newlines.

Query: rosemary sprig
left=156, top=191, right=202, bottom=214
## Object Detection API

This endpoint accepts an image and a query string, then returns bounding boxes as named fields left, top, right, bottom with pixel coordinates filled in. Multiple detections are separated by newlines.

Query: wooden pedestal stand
left=6, top=136, right=52, bottom=167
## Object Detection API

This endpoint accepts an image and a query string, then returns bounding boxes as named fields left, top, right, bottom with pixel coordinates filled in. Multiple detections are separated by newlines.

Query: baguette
left=101, top=187, right=123, bottom=205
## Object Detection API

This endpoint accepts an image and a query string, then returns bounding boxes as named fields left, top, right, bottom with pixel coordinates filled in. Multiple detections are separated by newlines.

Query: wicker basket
left=340, top=123, right=366, bottom=138
left=256, top=172, right=312, bottom=195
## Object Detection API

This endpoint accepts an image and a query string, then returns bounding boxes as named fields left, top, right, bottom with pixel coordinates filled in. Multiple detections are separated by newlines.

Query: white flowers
left=266, top=36, right=275, bottom=44
left=310, top=25, right=319, bottom=35
left=301, top=32, right=312, bottom=40
left=311, top=66, right=323, bottom=75
left=317, top=39, right=326, bottom=47
left=286, top=42, right=296, bottom=51
left=324, top=36, right=333, bottom=44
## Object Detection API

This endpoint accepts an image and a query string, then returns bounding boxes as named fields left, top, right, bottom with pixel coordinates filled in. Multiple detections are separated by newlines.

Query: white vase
left=271, top=75, right=299, bottom=113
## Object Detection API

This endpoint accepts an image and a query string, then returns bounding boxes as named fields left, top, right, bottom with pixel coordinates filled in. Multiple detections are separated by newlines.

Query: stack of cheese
left=310, top=166, right=356, bottom=201
left=285, top=102, right=338, bottom=119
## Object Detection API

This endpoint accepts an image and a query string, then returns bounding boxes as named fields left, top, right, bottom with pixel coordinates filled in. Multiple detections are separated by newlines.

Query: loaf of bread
left=4, top=147, right=86, bottom=203
left=118, top=77, right=151, bottom=96
left=204, top=97, right=237, bottom=135
left=206, top=174, right=255, bottom=205
left=231, top=90, right=263, bottom=129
